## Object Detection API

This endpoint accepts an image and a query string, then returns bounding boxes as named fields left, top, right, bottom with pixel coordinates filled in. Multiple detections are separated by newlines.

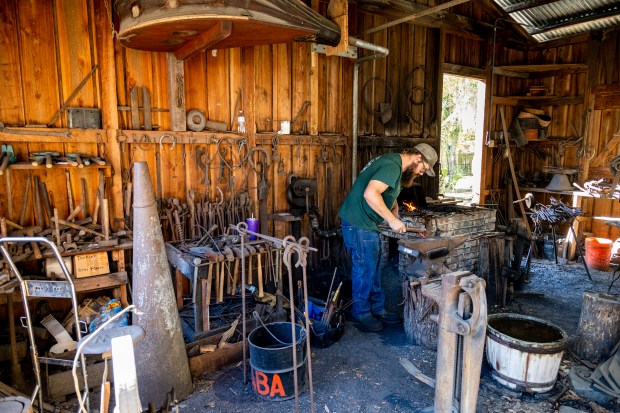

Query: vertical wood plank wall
left=1, top=0, right=619, bottom=249
left=0, top=0, right=352, bottom=252
left=482, top=32, right=620, bottom=241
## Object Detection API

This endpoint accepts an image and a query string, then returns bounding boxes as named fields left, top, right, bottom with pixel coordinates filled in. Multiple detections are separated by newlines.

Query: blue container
left=246, top=217, right=258, bottom=240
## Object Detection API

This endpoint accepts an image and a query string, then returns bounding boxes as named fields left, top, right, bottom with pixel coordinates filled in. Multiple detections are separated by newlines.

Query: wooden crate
left=73, top=252, right=110, bottom=278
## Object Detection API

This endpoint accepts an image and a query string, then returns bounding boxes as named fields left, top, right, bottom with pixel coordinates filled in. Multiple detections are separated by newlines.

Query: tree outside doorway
left=440, top=74, right=485, bottom=205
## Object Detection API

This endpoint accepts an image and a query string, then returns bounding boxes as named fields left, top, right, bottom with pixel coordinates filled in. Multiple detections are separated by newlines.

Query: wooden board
left=47, top=360, right=113, bottom=401
left=16, top=1, right=59, bottom=124
left=0, top=3, right=25, bottom=125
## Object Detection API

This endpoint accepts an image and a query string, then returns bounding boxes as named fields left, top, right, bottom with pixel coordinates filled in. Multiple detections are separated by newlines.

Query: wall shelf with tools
left=1, top=144, right=132, bottom=315
left=8, top=164, right=110, bottom=171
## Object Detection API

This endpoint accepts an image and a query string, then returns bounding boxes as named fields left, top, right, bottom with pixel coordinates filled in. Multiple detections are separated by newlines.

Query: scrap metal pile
left=530, top=197, right=582, bottom=229
left=574, top=178, right=620, bottom=199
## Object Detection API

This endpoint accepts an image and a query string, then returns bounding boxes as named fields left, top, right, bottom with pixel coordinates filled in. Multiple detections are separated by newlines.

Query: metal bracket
left=25, top=280, right=73, bottom=298
left=311, top=43, right=358, bottom=59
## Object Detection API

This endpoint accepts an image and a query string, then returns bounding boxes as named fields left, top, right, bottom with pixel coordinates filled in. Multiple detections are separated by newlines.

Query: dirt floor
left=178, top=257, right=620, bottom=413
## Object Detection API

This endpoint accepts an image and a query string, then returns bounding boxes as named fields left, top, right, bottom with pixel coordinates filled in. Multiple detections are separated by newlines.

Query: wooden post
left=571, top=291, right=620, bottom=363
left=166, top=53, right=187, bottom=131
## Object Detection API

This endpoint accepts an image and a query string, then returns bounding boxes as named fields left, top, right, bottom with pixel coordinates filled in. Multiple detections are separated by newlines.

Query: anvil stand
left=567, top=220, right=592, bottom=280
left=536, top=220, right=591, bottom=281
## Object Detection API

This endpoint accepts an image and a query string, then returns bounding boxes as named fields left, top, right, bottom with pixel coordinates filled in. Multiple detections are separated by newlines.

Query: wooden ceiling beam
left=357, top=1, right=529, bottom=47
left=174, top=21, right=232, bottom=61
left=360, top=0, right=471, bottom=35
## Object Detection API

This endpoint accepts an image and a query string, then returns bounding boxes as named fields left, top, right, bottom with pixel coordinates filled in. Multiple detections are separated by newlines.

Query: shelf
left=8, top=163, right=110, bottom=171
left=493, top=64, right=587, bottom=78
left=492, top=95, right=584, bottom=106
left=521, top=187, right=591, bottom=197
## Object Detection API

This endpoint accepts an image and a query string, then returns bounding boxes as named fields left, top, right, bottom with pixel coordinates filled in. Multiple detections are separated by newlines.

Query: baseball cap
left=415, top=143, right=438, bottom=177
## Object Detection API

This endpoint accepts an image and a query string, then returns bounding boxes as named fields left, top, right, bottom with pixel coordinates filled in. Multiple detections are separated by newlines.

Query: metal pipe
left=349, top=36, right=389, bottom=183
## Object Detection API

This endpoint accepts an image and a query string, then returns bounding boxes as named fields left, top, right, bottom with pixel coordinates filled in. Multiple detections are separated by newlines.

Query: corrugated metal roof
left=492, top=0, right=620, bottom=42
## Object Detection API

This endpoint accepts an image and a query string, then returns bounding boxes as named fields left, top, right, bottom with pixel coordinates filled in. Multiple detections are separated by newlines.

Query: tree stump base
left=571, top=291, right=620, bottom=363
left=403, top=278, right=439, bottom=350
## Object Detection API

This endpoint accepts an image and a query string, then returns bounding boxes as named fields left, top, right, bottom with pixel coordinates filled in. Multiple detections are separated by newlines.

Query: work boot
left=352, top=314, right=384, bottom=333
left=373, top=310, right=400, bottom=324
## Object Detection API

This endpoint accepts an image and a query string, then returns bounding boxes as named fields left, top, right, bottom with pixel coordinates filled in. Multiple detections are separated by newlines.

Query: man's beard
left=401, top=164, right=416, bottom=188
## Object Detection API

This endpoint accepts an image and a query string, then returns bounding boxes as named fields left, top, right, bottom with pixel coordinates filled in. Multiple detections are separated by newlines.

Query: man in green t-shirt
left=339, top=143, right=437, bottom=332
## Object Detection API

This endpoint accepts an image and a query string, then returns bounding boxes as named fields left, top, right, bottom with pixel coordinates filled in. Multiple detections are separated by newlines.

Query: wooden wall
left=0, top=0, right=352, bottom=256
left=1, top=0, right=619, bottom=254
left=481, top=30, right=620, bottom=241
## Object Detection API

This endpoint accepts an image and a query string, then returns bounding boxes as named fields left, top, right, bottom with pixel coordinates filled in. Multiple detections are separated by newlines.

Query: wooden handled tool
left=204, top=262, right=214, bottom=331
left=32, top=152, right=59, bottom=168
left=256, top=247, right=264, bottom=298
left=68, top=153, right=84, bottom=168
left=0, top=151, right=10, bottom=175
left=218, top=259, right=225, bottom=303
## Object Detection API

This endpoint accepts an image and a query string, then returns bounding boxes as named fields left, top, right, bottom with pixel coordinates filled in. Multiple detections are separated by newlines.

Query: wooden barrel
left=486, top=313, right=567, bottom=393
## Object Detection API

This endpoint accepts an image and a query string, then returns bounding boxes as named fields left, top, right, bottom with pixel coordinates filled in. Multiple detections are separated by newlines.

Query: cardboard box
left=73, top=252, right=110, bottom=278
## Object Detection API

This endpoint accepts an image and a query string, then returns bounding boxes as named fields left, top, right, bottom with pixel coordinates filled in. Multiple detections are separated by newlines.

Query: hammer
left=256, top=244, right=266, bottom=298
left=67, top=153, right=84, bottom=168
left=0, top=151, right=10, bottom=175
left=244, top=244, right=256, bottom=284
left=31, top=151, right=60, bottom=168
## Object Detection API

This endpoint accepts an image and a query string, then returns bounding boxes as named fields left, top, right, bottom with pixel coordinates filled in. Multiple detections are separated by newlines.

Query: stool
left=0, top=396, right=32, bottom=413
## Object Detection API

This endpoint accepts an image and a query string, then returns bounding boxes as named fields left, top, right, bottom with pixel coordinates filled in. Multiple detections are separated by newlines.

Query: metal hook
left=159, top=133, right=176, bottom=152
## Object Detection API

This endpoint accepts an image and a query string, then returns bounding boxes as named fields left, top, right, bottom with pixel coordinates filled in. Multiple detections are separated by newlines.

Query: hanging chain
left=103, top=0, right=120, bottom=39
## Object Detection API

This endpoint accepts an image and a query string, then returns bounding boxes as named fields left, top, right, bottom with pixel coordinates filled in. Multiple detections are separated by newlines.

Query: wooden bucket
left=486, top=313, right=567, bottom=393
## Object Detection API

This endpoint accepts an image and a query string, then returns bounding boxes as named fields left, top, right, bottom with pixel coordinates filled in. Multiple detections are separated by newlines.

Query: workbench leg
left=201, top=278, right=209, bottom=332
left=175, top=269, right=184, bottom=309
left=194, top=271, right=203, bottom=337
left=118, top=285, right=129, bottom=308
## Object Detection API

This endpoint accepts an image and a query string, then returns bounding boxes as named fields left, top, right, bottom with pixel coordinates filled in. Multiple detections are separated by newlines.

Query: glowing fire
left=402, top=201, right=417, bottom=212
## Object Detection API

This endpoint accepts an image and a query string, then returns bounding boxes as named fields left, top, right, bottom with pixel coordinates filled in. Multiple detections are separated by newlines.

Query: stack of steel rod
left=530, top=197, right=582, bottom=228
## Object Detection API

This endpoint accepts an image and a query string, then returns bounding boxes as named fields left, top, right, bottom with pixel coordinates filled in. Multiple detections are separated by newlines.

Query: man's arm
left=363, top=180, right=406, bottom=233
left=391, top=200, right=399, bottom=218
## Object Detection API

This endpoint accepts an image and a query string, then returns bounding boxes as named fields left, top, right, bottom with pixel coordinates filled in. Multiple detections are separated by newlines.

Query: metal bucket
left=248, top=322, right=308, bottom=401
left=486, top=313, right=567, bottom=393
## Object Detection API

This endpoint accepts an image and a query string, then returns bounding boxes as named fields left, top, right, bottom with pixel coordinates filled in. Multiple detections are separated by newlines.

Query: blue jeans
left=341, top=220, right=385, bottom=319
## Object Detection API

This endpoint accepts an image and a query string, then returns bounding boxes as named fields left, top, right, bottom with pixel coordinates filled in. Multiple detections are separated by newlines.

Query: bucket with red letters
left=248, top=322, right=307, bottom=400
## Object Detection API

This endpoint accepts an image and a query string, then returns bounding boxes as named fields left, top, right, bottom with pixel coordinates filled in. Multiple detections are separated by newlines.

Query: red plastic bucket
left=585, top=237, right=613, bottom=271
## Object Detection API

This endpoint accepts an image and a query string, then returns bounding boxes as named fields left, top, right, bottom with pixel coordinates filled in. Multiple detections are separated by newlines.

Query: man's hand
left=364, top=180, right=405, bottom=233
left=388, top=219, right=406, bottom=234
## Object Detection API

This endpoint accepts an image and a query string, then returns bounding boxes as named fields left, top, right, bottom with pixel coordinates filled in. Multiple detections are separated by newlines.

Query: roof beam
left=358, top=0, right=530, bottom=45
left=360, top=0, right=471, bottom=35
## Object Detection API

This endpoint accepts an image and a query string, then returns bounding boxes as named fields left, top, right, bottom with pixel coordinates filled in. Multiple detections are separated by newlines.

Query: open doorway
left=439, top=74, right=486, bottom=205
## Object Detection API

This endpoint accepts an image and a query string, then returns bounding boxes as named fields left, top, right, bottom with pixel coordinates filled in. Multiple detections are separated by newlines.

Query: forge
left=380, top=186, right=497, bottom=277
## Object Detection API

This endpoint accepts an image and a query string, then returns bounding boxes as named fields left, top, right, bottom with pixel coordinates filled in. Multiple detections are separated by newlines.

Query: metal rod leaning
left=230, top=223, right=318, bottom=252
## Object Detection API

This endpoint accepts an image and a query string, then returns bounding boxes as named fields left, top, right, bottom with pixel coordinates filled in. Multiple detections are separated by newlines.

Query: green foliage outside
left=440, top=75, right=481, bottom=192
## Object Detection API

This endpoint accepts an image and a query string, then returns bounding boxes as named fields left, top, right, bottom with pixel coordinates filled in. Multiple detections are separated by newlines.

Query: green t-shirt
left=339, top=153, right=402, bottom=231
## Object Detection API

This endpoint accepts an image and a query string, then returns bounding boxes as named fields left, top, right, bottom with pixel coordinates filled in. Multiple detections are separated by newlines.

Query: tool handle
left=0, top=153, right=9, bottom=175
